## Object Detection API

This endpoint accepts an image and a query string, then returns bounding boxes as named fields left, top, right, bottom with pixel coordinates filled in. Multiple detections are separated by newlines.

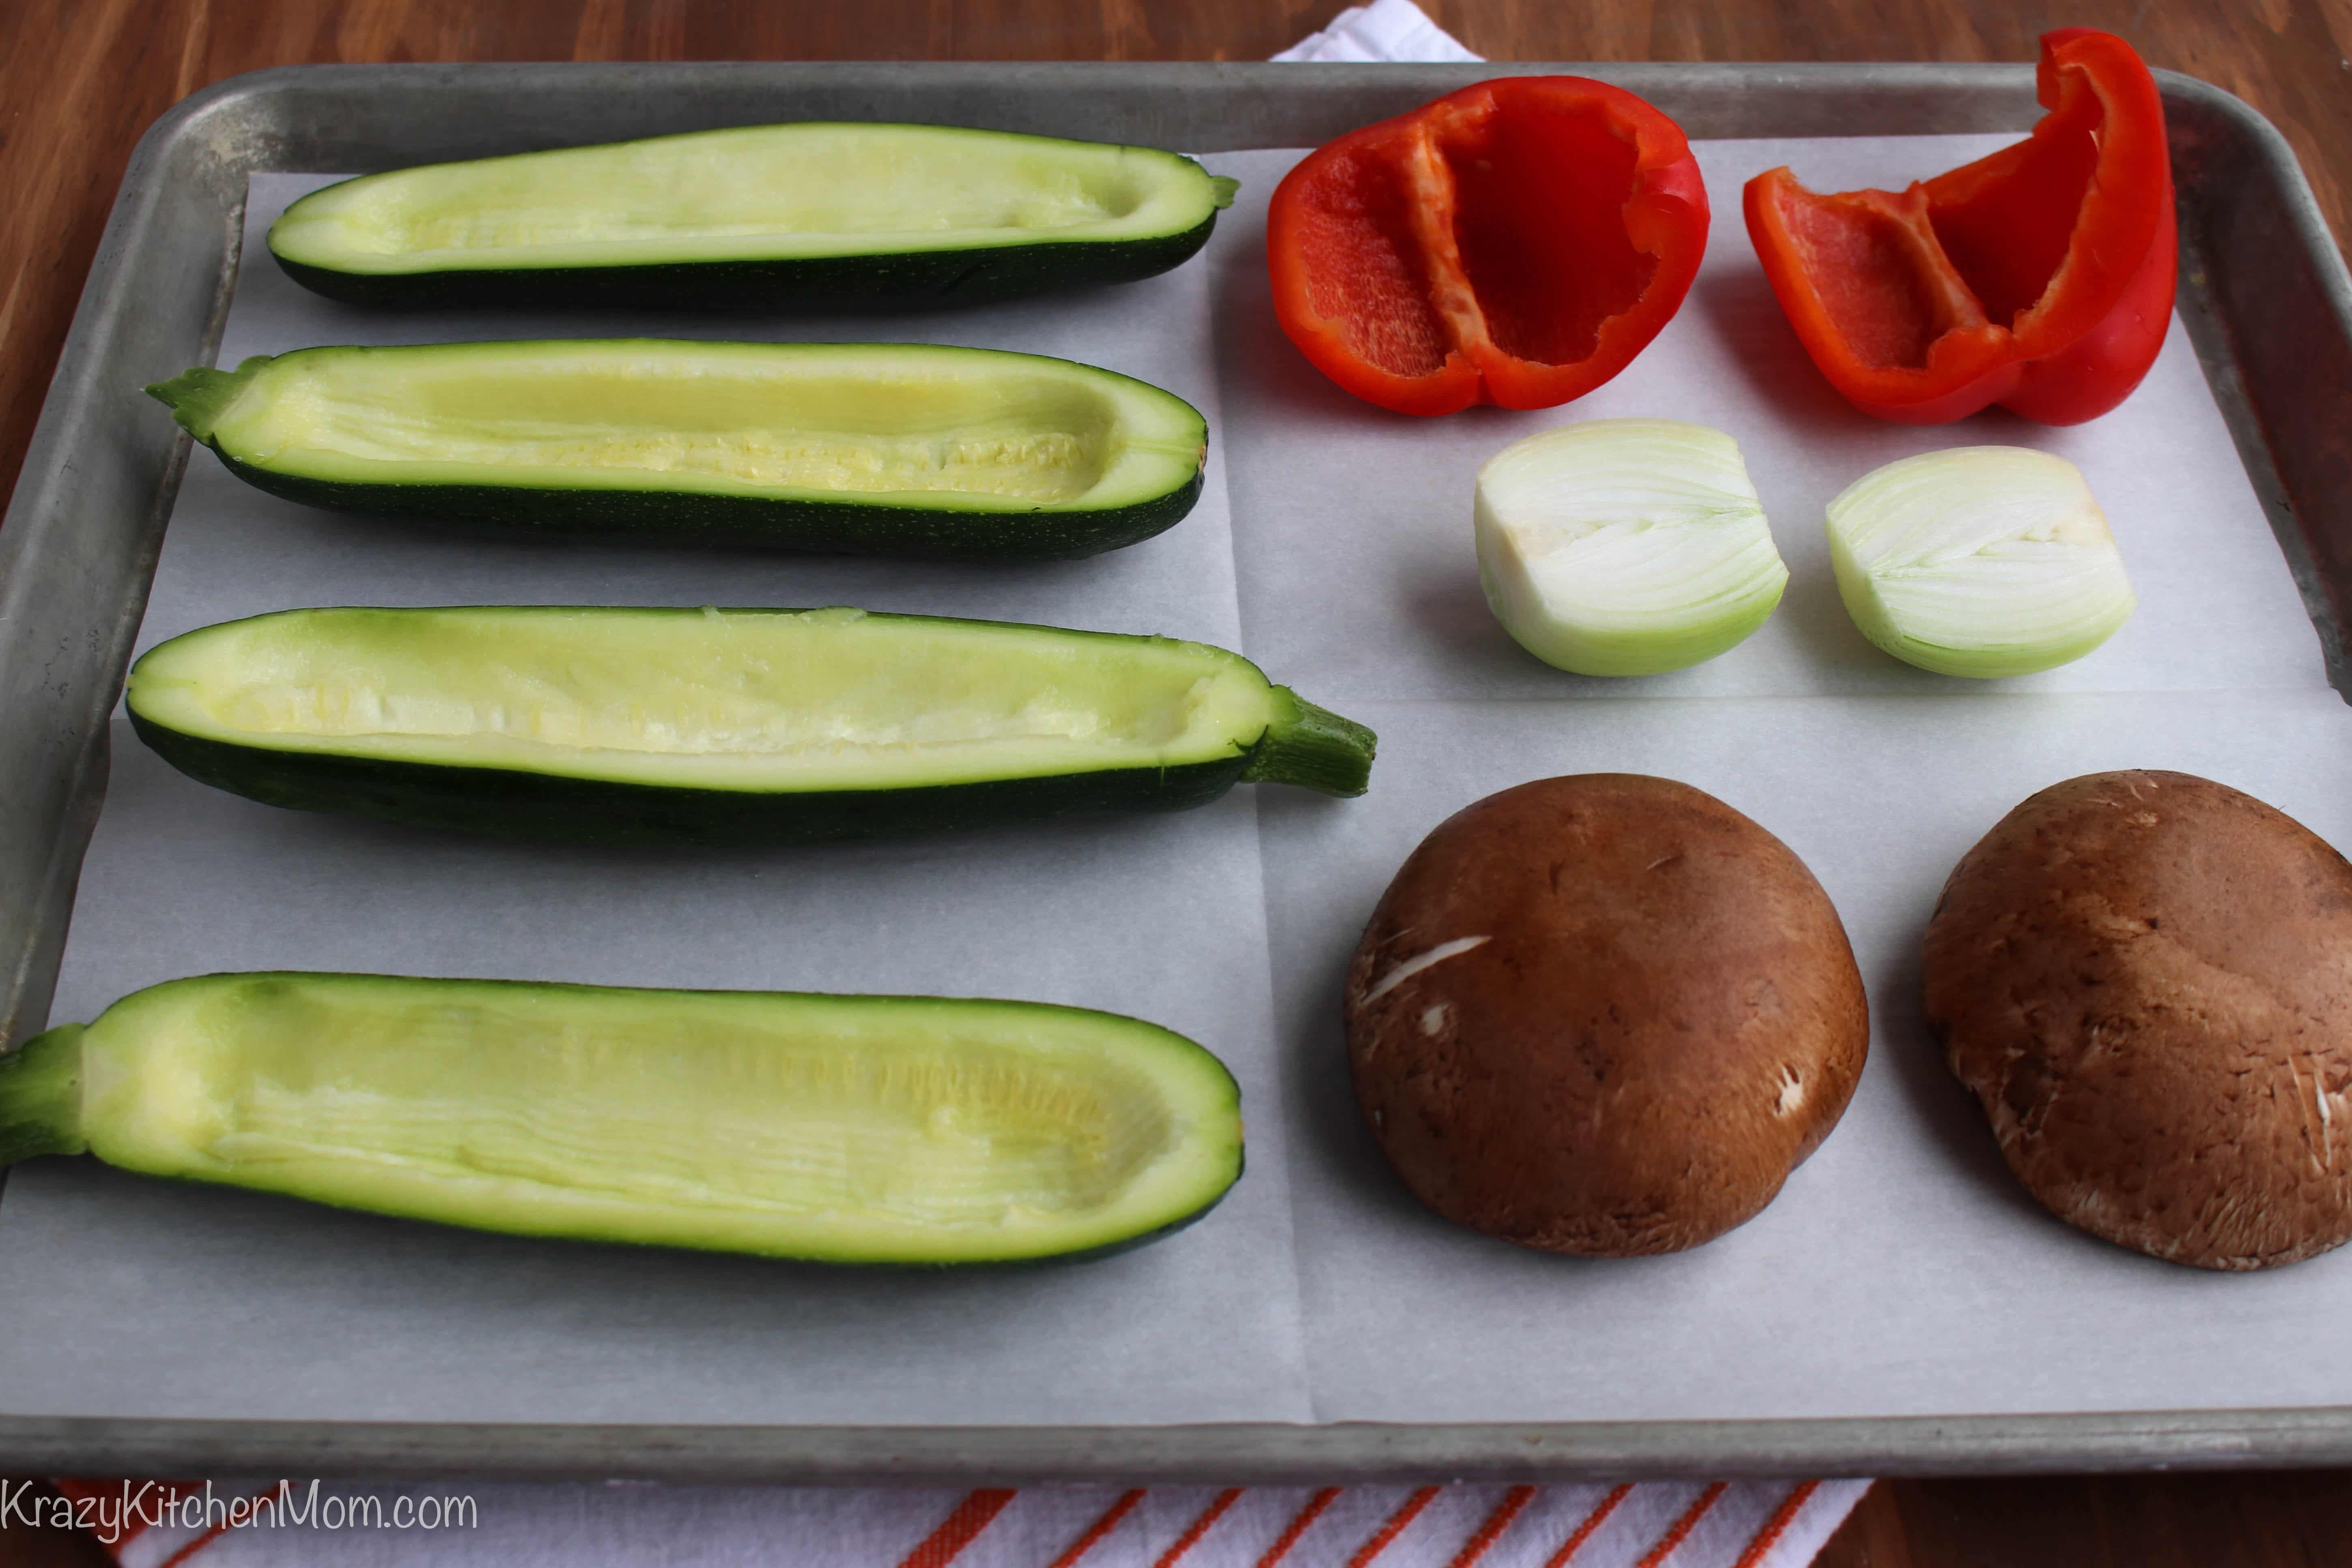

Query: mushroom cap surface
left=1925, top=769, right=2352, bottom=1271
left=1344, top=773, right=1868, bottom=1256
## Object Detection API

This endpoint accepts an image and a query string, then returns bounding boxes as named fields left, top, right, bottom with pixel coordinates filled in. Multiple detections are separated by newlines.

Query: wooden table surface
left=4, top=2, right=2352, bottom=1564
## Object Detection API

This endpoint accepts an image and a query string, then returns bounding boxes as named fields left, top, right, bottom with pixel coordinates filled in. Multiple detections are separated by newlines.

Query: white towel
left=1271, top=0, right=1485, bottom=63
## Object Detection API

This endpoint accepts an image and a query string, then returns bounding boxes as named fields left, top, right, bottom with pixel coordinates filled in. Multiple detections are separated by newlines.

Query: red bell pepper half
left=1267, top=77, right=1710, bottom=416
left=1743, top=28, right=2175, bottom=426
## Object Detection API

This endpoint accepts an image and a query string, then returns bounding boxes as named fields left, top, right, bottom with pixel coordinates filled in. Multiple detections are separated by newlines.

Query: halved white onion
left=1825, top=447, right=2135, bottom=679
left=1474, top=419, right=1787, bottom=677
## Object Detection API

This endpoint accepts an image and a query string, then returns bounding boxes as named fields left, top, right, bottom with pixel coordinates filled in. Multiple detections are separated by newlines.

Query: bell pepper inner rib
left=1402, top=127, right=1485, bottom=361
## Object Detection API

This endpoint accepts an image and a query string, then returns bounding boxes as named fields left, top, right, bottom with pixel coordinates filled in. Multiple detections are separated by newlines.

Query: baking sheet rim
left=3, top=58, right=2349, bottom=1477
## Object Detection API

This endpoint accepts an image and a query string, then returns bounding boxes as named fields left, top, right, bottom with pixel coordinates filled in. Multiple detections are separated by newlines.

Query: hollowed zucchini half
left=148, top=340, right=1208, bottom=559
left=2, top=972, right=1245, bottom=1265
left=126, top=605, right=1377, bottom=845
left=267, top=120, right=1239, bottom=311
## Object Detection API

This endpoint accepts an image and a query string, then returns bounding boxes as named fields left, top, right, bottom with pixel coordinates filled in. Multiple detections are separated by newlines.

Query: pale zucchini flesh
left=147, top=341, right=1209, bottom=559
left=0, top=973, right=1245, bottom=1264
left=126, top=607, right=1377, bottom=843
left=266, top=122, right=1238, bottom=310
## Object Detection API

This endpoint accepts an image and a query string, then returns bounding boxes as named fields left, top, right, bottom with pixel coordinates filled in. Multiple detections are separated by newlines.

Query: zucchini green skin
left=204, top=446, right=1204, bottom=561
left=0, top=973, right=1245, bottom=1265
left=125, top=606, right=1377, bottom=847
left=148, top=341, right=1209, bottom=561
left=272, top=217, right=1220, bottom=314
left=127, top=714, right=1252, bottom=847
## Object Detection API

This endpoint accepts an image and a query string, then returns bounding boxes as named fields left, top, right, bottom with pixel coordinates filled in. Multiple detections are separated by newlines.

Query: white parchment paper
left=4, top=139, right=2348, bottom=1428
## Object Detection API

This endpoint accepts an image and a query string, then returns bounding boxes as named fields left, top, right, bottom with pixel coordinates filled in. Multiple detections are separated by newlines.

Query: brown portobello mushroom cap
left=1343, top=773, right=1869, bottom=1256
left=1924, top=769, right=2352, bottom=1271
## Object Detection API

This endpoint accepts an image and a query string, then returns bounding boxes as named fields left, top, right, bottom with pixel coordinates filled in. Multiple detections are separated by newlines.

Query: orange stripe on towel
left=1155, top=1488, right=1243, bottom=1568
left=1729, top=1481, right=1820, bottom=1568
left=1446, top=1485, right=1536, bottom=1568
left=1633, top=1483, right=1729, bottom=1568
left=1255, top=1486, right=1341, bottom=1568
left=1541, top=1483, right=1634, bottom=1567
left=1048, top=1488, right=1146, bottom=1568
left=1347, top=1486, right=1440, bottom=1566
left=897, top=1488, right=1018, bottom=1568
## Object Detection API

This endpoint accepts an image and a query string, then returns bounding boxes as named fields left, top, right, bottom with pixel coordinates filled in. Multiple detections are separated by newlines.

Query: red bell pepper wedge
left=1267, top=77, right=1709, bottom=416
left=1743, top=29, right=2175, bottom=426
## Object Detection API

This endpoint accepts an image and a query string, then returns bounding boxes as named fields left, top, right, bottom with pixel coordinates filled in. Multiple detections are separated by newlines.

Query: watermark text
left=1, top=1479, right=478, bottom=1538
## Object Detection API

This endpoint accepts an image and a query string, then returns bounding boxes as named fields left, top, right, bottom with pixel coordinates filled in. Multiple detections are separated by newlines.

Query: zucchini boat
left=0, top=972, right=1244, bottom=1264
left=147, top=341, right=1207, bottom=560
left=266, top=122, right=1239, bottom=311
left=126, top=606, right=1376, bottom=845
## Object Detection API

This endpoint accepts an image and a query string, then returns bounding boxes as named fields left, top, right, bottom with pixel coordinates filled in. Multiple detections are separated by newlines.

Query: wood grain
left=3, top=4, right=2351, bottom=1566
left=1815, top=1470, right=2352, bottom=1568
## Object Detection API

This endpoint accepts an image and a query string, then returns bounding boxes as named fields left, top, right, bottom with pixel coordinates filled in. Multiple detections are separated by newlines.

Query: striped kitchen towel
left=37, top=1477, right=1868, bottom=1566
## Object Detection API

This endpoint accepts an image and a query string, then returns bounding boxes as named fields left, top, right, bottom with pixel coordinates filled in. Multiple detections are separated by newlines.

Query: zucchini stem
left=1243, top=689, right=1376, bottom=797
left=145, top=358, right=266, bottom=443
left=0, top=1025, right=88, bottom=1164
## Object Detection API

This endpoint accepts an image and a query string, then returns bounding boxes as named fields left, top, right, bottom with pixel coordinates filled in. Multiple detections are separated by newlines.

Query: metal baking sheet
left=3, top=62, right=2351, bottom=1480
